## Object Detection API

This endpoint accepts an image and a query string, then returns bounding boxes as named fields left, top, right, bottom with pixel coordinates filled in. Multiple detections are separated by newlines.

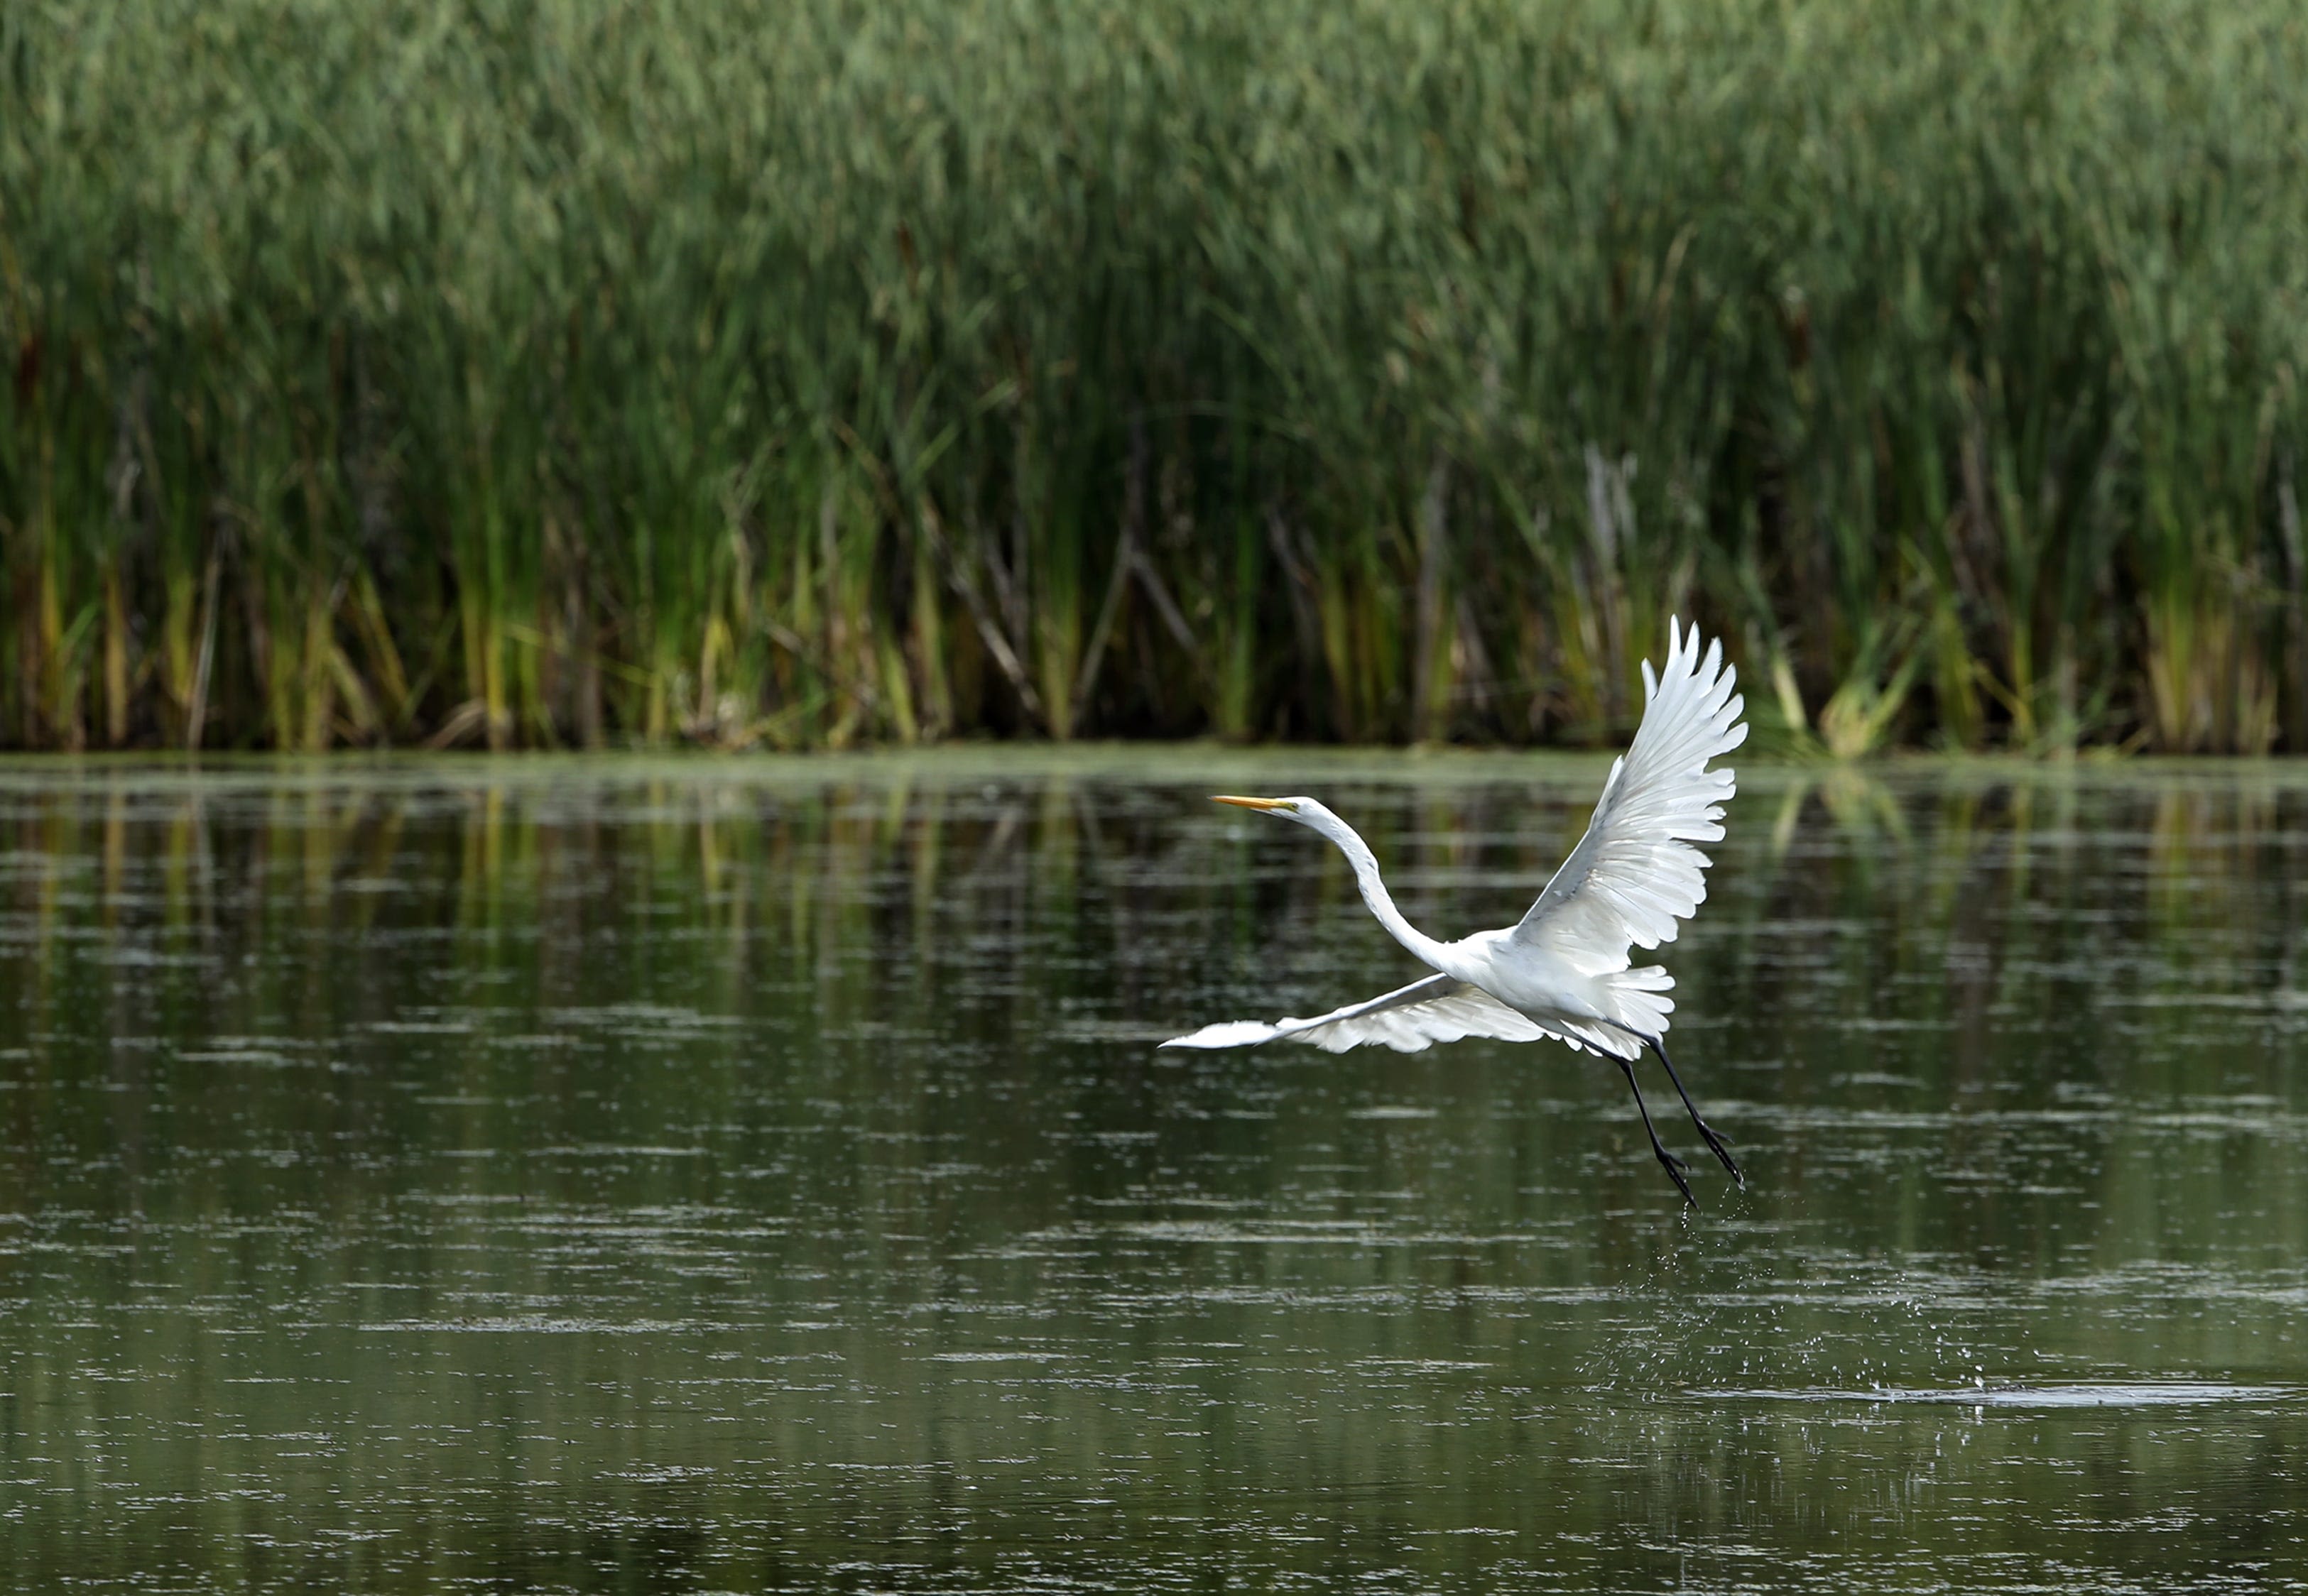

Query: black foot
left=1648, top=1036, right=1743, bottom=1190
left=1655, top=1144, right=1697, bottom=1209
left=1616, top=1056, right=1698, bottom=1209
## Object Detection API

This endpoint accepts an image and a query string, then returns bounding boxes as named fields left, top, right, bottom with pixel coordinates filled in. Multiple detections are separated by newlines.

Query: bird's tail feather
left=1606, top=964, right=1675, bottom=1039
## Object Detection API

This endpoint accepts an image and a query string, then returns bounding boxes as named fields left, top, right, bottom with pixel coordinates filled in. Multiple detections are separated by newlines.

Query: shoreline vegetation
left=5, top=0, right=2307, bottom=755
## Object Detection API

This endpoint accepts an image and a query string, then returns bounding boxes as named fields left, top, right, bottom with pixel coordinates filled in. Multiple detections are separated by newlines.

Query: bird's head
left=1211, top=794, right=1327, bottom=831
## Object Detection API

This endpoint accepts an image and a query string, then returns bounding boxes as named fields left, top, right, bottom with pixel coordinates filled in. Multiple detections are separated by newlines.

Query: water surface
left=1, top=753, right=2304, bottom=1590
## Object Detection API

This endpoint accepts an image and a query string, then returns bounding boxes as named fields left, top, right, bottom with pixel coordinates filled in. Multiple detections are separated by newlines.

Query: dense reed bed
left=4, top=0, right=2307, bottom=753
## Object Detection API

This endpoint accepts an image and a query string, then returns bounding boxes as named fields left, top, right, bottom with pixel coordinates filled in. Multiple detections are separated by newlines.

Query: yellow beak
left=1211, top=795, right=1292, bottom=811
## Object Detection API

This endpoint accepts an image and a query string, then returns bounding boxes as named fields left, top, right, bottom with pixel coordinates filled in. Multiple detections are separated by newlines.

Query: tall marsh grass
left=5, top=0, right=2307, bottom=753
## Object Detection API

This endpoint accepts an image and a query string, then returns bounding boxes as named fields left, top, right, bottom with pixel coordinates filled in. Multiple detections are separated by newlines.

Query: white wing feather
left=1513, top=617, right=1746, bottom=973
left=1160, top=972, right=1555, bottom=1055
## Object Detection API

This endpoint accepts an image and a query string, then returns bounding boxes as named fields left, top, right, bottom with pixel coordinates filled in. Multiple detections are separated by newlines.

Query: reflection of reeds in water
left=6, top=3, right=2308, bottom=753
left=2144, top=784, right=2285, bottom=961
left=8, top=763, right=2297, bottom=1079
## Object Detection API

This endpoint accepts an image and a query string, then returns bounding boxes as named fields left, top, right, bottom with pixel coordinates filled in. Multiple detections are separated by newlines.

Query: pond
left=1, top=751, right=2303, bottom=1592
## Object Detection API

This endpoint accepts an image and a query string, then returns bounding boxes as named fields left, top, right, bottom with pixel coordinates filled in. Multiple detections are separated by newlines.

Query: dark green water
left=1, top=753, right=2304, bottom=1592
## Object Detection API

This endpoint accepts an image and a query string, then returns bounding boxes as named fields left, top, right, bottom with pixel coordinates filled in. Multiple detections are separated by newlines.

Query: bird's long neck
left=1306, top=810, right=1451, bottom=969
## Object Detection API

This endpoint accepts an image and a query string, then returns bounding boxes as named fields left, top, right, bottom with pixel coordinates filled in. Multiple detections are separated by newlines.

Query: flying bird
left=1164, top=618, right=1747, bottom=1207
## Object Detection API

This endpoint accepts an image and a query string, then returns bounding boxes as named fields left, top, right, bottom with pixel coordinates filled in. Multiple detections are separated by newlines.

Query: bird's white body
left=1161, top=618, right=1749, bottom=1201
left=1448, top=931, right=1615, bottom=1033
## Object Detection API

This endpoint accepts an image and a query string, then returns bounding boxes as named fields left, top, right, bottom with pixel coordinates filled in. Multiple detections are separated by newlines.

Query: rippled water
left=1, top=753, right=2304, bottom=1591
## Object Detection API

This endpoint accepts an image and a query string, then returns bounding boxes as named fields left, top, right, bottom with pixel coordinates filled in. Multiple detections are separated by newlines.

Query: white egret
left=1164, top=618, right=1748, bottom=1207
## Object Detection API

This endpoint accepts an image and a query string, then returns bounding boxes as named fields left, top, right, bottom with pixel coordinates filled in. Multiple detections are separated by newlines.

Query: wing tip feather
left=1158, top=1020, right=1280, bottom=1050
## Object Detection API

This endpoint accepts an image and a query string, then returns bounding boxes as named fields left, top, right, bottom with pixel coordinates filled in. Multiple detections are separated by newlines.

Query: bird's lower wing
left=1161, top=973, right=1560, bottom=1055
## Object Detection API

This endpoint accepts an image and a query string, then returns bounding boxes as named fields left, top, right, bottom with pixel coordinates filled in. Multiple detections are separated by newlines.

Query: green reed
left=4, top=0, right=2307, bottom=753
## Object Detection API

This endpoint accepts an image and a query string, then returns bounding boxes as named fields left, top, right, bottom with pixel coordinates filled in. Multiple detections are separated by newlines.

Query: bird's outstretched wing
left=1513, top=618, right=1745, bottom=973
left=1160, top=972, right=1554, bottom=1054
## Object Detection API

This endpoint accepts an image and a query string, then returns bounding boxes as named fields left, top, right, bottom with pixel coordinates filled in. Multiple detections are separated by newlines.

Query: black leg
left=1615, top=1056, right=1696, bottom=1209
left=1648, top=1034, right=1743, bottom=1189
